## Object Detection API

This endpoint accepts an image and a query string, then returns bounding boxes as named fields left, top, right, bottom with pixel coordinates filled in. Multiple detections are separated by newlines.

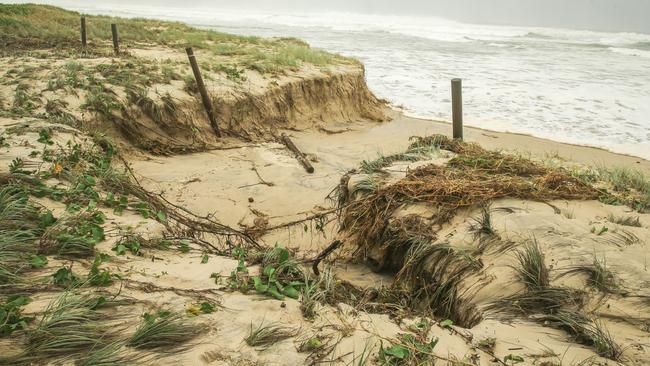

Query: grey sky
left=98, top=0, right=650, bottom=33
left=17, top=0, right=650, bottom=33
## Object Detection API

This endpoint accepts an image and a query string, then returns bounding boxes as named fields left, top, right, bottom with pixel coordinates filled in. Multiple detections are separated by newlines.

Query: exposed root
left=123, top=279, right=222, bottom=307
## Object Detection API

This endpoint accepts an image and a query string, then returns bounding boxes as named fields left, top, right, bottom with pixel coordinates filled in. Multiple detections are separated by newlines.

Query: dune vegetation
left=1, top=3, right=650, bottom=366
left=0, top=4, right=345, bottom=73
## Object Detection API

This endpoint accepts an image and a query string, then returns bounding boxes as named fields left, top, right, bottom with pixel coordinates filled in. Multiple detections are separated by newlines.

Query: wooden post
left=451, top=78, right=463, bottom=140
left=281, top=133, right=315, bottom=173
left=80, top=17, right=87, bottom=47
left=111, top=24, right=119, bottom=55
left=185, top=47, right=222, bottom=137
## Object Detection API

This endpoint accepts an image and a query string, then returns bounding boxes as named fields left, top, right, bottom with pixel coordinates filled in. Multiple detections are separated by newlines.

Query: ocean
left=20, top=2, right=650, bottom=158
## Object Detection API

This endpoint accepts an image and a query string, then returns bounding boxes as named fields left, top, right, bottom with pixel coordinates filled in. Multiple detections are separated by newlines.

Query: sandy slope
left=1, top=10, right=649, bottom=361
left=125, top=112, right=650, bottom=365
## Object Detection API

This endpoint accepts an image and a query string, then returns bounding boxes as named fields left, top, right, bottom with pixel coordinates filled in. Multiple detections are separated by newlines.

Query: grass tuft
left=128, top=310, right=202, bottom=351
left=547, top=311, right=623, bottom=360
left=0, top=184, right=42, bottom=285
left=469, top=202, right=495, bottom=237
left=77, top=342, right=139, bottom=366
left=513, top=239, right=549, bottom=290
left=15, top=292, right=117, bottom=363
left=607, top=213, right=642, bottom=227
left=598, top=167, right=650, bottom=212
left=562, top=256, right=620, bottom=294
left=244, top=321, right=295, bottom=350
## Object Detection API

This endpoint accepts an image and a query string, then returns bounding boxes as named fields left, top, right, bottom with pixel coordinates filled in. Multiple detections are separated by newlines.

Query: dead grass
left=340, top=135, right=600, bottom=254
left=338, top=135, right=627, bottom=345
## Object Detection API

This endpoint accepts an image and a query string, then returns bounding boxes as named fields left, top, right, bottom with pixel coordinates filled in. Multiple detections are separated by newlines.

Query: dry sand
left=2, top=40, right=650, bottom=365
left=126, top=111, right=650, bottom=365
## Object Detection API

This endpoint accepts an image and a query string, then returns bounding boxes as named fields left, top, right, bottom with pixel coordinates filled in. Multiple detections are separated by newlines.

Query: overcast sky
left=15, top=0, right=650, bottom=33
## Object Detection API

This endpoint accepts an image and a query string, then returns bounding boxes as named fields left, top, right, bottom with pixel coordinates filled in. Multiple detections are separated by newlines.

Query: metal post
left=111, top=24, right=119, bottom=55
left=451, top=78, right=463, bottom=140
left=80, top=17, right=87, bottom=47
left=185, top=47, right=222, bottom=137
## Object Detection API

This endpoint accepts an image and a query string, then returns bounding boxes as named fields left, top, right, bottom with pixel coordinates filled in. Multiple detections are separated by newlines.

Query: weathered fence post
left=185, top=47, right=222, bottom=137
left=451, top=78, right=463, bottom=140
left=80, top=17, right=87, bottom=47
left=111, top=24, right=119, bottom=55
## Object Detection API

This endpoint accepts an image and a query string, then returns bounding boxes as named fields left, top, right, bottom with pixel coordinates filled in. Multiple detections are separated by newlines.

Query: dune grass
left=8, top=292, right=117, bottom=364
left=469, top=202, right=495, bottom=238
left=0, top=4, right=344, bottom=73
left=562, top=256, right=620, bottom=294
left=547, top=311, right=622, bottom=360
left=128, top=310, right=202, bottom=351
left=359, top=136, right=441, bottom=174
left=604, top=167, right=650, bottom=212
left=0, top=185, right=42, bottom=285
left=513, top=239, right=549, bottom=290
left=77, top=342, right=138, bottom=366
left=607, top=213, right=642, bottom=227
left=575, top=165, right=650, bottom=212
left=245, top=321, right=295, bottom=350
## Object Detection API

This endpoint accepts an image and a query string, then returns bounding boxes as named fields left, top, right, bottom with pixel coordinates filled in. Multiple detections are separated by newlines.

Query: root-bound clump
left=337, top=135, right=601, bottom=327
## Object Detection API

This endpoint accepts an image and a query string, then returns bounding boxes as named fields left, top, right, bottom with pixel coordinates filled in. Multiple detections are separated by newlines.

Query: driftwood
left=281, top=133, right=314, bottom=173
left=311, top=240, right=344, bottom=276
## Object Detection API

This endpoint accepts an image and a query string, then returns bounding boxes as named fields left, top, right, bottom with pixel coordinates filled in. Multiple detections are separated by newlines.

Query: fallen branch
left=281, top=133, right=315, bottom=173
left=124, top=279, right=222, bottom=306
left=311, top=240, right=344, bottom=276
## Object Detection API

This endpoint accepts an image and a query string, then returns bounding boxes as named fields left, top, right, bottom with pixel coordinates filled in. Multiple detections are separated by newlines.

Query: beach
left=1, top=4, right=650, bottom=365
left=16, top=0, right=650, bottom=160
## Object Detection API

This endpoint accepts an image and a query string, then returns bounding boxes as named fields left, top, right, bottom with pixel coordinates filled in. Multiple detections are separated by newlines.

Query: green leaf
left=236, top=259, right=248, bottom=273
left=283, top=285, right=300, bottom=299
left=252, top=276, right=269, bottom=293
left=440, top=319, right=454, bottom=329
left=306, top=338, right=323, bottom=349
left=114, top=244, right=127, bottom=256
left=201, top=254, right=209, bottom=264
left=143, top=312, right=156, bottom=323
left=40, top=211, right=56, bottom=227
left=199, top=302, right=216, bottom=314
left=263, top=266, right=276, bottom=277
left=84, top=175, right=96, bottom=186
left=504, top=354, right=525, bottom=364
left=156, top=211, right=167, bottom=223
left=29, top=255, right=48, bottom=268
left=91, top=225, right=105, bottom=242
left=178, top=240, right=190, bottom=253
left=267, top=285, right=284, bottom=300
left=7, top=295, right=30, bottom=307
left=383, top=344, right=409, bottom=359
left=277, top=247, right=290, bottom=263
